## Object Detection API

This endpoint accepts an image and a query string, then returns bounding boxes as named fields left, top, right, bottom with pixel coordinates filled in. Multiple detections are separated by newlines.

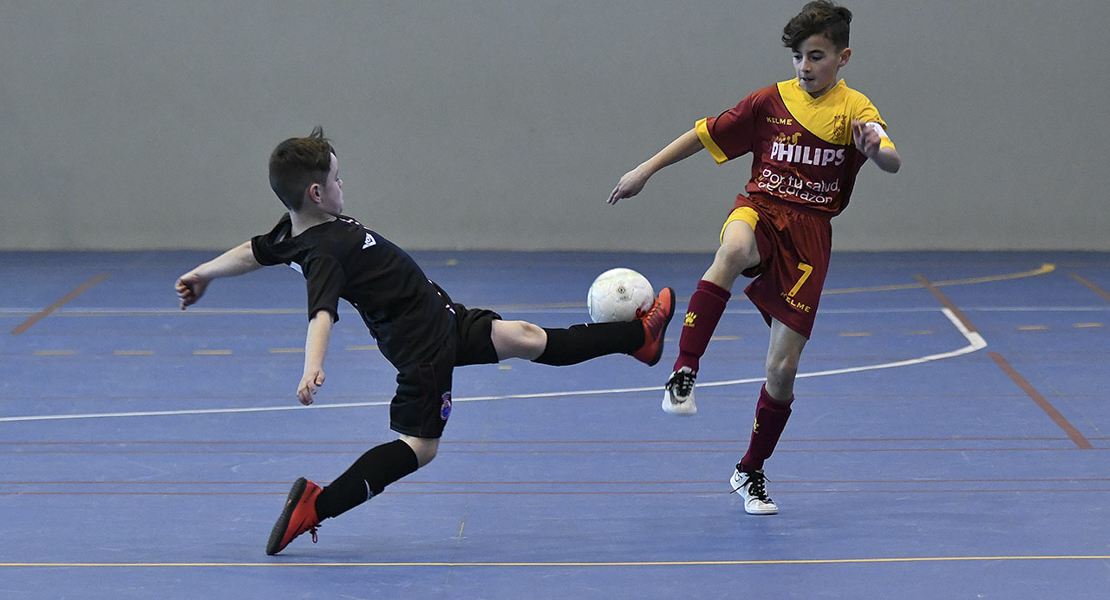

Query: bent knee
left=401, top=435, right=440, bottom=468
left=765, top=357, right=800, bottom=388
left=715, top=240, right=758, bottom=274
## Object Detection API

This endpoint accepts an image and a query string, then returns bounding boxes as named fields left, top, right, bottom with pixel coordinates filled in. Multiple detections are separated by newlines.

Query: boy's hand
left=608, top=167, right=650, bottom=205
left=175, top=272, right=209, bottom=309
left=297, top=368, right=325, bottom=405
left=851, top=120, right=883, bottom=158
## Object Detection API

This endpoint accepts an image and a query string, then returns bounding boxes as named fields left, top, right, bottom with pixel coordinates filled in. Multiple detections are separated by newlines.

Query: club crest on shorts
left=440, top=392, right=452, bottom=421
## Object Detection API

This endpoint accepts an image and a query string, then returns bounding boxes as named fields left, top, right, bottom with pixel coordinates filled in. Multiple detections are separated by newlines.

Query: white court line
left=0, top=309, right=985, bottom=424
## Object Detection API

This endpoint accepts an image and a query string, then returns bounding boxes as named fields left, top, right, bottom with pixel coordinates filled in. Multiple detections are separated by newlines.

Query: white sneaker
left=662, top=367, right=697, bottom=415
left=729, top=465, right=778, bottom=515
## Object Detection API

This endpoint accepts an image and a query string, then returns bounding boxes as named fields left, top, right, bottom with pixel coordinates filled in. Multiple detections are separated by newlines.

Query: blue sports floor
left=1, top=250, right=1108, bottom=599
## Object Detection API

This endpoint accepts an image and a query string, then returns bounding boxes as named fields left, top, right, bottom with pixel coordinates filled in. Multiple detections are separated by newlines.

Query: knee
left=765, top=355, right=800, bottom=395
left=517, top=322, right=546, bottom=353
left=492, top=320, right=547, bottom=361
left=714, top=240, right=757, bottom=275
left=401, top=436, right=440, bottom=468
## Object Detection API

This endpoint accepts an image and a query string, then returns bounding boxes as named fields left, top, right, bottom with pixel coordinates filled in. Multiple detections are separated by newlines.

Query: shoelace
left=731, top=469, right=772, bottom=502
left=308, top=525, right=319, bottom=544
left=642, top=300, right=666, bottom=328
left=667, top=369, right=696, bottom=398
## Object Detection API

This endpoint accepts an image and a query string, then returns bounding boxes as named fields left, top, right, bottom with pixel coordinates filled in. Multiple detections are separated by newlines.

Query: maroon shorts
left=724, top=193, right=832, bottom=339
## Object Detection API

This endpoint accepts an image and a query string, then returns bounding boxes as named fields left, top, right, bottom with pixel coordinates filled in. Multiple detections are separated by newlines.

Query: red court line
left=9, top=272, right=109, bottom=335
left=914, top=273, right=1093, bottom=450
left=989, top=352, right=1093, bottom=450
left=0, top=447, right=1098, bottom=455
left=3, top=488, right=1108, bottom=497
left=913, top=274, right=977, bottom=332
left=5, top=477, right=1109, bottom=485
left=0, top=434, right=1092, bottom=443
left=1070, top=273, right=1110, bottom=303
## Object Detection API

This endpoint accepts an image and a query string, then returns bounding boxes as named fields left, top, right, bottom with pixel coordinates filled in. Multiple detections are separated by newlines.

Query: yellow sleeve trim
left=696, top=118, right=729, bottom=165
left=880, top=136, right=896, bottom=150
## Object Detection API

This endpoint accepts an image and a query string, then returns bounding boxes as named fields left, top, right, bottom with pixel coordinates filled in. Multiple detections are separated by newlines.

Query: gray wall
left=2, top=1, right=1107, bottom=252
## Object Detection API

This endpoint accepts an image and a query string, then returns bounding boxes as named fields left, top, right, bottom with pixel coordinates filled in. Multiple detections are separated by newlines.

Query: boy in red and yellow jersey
left=608, top=1, right=900, bottom=515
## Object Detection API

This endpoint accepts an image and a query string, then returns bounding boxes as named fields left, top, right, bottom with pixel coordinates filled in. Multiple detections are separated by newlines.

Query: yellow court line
left=825, top=263, right=1056, bottom=295
left=1, top=555, right=1108, bottom=568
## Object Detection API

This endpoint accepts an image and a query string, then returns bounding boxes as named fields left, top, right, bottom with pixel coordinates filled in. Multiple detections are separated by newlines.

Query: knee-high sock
left=674, top=280, right=731, bottom=373
left=740, top=385, right=793, bottom=471
left=314, top=439, right=419, bottom=520
left=533, top=321, right=642, bottom=366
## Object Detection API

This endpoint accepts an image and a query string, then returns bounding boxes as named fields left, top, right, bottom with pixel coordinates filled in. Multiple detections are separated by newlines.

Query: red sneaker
left=266, top=478, right=323, bottom=555
left=632, top=287, right=675, bottom=366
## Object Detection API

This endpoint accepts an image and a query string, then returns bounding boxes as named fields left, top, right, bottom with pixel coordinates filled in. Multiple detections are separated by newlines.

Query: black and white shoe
left=662, top=367, right=697, bottom=415
left=729, top=465, right=778, bottom=515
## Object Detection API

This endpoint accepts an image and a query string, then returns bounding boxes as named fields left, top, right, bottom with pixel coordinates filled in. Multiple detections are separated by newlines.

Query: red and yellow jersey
left=696, top=78, right=893, bottom=216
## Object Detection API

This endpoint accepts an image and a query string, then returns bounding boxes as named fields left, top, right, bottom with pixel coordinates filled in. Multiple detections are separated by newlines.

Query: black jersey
left=251, top=214, right=453, bottom=368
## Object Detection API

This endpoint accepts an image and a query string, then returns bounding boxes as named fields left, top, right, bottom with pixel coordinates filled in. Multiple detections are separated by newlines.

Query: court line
left=824, top=263, right=1055, bottom=295
left=989, top=352, right=1093, bottom=450
left=1, top=554, right=1106, bottom=568
left=914, top=274, right=976, bottom=332
left=0, top=308, right=984, bottom=424
left=0, top=264, right=1060, bottom=319
left=9, top=272, right=109, bottom=335
left=913, top=273, right=1092, bottom=449
left=1070, top=273, right=1110, bottom=303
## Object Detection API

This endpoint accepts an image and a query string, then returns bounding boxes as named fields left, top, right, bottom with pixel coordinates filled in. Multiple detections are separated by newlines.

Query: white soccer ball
left=587, top=268, right=655, bottom=323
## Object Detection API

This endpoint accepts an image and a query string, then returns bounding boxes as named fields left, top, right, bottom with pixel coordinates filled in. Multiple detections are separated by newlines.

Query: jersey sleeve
left=851, top=94, right=895, bottom=150
left=250, top=215, right=292, bottom=267
left=302, top=254, right=345, bottom=323
left=697, top=93, right=760, bottom=165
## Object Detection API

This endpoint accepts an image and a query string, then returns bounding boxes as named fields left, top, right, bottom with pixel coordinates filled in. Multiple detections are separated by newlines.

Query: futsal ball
left=587, top=268, right=655, bottom=323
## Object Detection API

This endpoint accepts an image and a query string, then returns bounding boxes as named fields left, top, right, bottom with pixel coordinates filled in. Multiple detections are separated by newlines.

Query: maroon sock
left=673, top=280, right=731, bottom=373
left=740, top=385, right=793, bottom=471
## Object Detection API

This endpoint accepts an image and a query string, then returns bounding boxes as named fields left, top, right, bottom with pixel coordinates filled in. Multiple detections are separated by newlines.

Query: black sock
left=314, top=439, right=420, bottom=520
left=533, top=322, right=643, bottom=366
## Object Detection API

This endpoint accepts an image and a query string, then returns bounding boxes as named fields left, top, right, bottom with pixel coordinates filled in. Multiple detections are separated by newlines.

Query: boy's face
left=317, top=153, right=344, bottom=215
left=792, top=34, right=850, bottom=98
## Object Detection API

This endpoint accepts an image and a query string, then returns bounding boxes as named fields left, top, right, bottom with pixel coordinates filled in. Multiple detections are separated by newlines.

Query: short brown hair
left=782, top=1, right=852, bottom=51
left=268, top=126, right=335, bottom=211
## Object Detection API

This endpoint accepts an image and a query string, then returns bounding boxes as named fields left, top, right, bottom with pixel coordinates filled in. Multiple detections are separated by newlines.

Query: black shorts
left=389, top=301, right=502, bottom=438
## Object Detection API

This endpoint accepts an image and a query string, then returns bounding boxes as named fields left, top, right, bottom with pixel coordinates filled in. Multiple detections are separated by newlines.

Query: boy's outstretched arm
left=175, top=241, right=263, bottom=309
left=297, top=310, right=334, bottom=405
left=608, top=128, right=704, bottom=204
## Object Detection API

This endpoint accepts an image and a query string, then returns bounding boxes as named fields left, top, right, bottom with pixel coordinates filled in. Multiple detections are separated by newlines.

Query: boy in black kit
left=175, top=127, right=675, bottom=555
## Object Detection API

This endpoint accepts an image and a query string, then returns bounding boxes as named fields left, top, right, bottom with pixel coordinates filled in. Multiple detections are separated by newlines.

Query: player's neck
left=289, top=209, right=338, bottom=237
